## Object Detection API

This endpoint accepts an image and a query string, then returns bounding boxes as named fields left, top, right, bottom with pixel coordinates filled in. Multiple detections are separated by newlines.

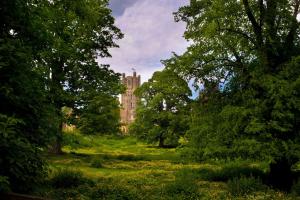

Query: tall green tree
left=35, top=0, right=123, bottom=153
left=130, top=70, right=191, bottom=147
left=0, top=0, right=122, bottom=191
left=168, top=0, right=300, bottom=189
left=77, top=94, right=121, bottom=135
left=0, top=0, right=58, bottom=192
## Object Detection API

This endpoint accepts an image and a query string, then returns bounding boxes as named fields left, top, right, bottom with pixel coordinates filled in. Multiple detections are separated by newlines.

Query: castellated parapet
left=120, top=72, right=141, bottom=130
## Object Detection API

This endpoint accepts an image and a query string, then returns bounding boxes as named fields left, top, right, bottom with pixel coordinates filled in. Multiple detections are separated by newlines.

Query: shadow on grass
left=69, top=151, right=147, bottom=162
left=68, top=150, right=179, bottom=162
left=145, top=145, right=176, bottom=149
left=180, top=163, right=300, bottom=192
left=196, top=165, right=266, bottom=182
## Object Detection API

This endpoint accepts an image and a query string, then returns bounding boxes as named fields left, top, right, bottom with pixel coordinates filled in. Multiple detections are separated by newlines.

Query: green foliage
left=0, top=176, right=10, bottom=193
left=33, top=0, right=123, bottom=153
left=0, top=0, right=59, bottom=191
left=42, top=135, right=293, bottom=199
left=130, top=69, right=191, bottom=147
left=89, top=183, right=138, bottom=200
left=0, top=114, right=48, bottom=192
left=291, top=178, right=300, bottom=197
left=78, top=95, right=121, bottom=135
left=90, top=158, right=103, bottom=168
left=168, top=0, right=300, bottom=190
left=62, top=129, right=93, bottom=149
left=51, top=168, right=91, bottom=189
left=197, top=165, right=265, bottom=182
left=163, top=169, right=204, bottom=200
left=227, top=176, right=267, bottom=197
left=0, top=0, right=122, bottom=192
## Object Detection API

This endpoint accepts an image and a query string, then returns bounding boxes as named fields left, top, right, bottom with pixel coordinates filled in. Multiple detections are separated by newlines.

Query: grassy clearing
left=36, top=132, right=297, bottom=199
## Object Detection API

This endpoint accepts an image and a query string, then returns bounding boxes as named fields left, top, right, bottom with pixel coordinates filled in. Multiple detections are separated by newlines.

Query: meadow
left=34, top=131, right=300, bottom=200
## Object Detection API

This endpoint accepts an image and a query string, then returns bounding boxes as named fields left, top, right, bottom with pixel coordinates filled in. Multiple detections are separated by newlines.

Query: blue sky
left=99, top=0, right=189, bottom=83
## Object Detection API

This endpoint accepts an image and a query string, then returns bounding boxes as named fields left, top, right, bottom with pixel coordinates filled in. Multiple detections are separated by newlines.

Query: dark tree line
left=132, top=0, right=300, bottom=190
left=0, top=0, right=122, bottom=192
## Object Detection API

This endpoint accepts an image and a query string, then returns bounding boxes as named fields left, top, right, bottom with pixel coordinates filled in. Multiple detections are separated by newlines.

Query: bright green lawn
left=39, top=133, right=297, bottom=200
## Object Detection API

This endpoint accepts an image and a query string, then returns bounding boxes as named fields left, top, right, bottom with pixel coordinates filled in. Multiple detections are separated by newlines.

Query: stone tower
left=120, top=71, right=141, bottom=131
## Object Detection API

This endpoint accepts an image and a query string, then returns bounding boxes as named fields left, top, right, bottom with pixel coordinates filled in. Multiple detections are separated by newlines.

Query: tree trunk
left=48, top=137, right=63, bottom=154
left=269, top=158, right=294, bottom=191
left=49, top=61, right=65, bottom=154
left=48, top=120, right=63, bottom=154
left=159, top=136, right=164, bottom=147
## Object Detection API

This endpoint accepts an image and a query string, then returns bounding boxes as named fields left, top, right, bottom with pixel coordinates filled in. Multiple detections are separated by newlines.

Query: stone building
left=120, top=71, right=140, bottom=132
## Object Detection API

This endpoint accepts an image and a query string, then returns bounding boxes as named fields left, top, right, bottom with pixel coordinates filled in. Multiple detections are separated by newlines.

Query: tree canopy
left=130, top=70, right=191, bottom=147
left=163, top=0, right=300, bottom=190
left=0, top=0, right=122, bottom=192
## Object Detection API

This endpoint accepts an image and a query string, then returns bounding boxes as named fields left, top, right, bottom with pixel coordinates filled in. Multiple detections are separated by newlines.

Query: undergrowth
left=38, top=132, right=297, bottom=200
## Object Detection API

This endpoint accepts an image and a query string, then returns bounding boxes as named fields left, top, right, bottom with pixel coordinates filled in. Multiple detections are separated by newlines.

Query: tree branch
left=285, top=0, right=300, bottom=51
left=220, top=27, right=256, bottom=45
left=258, top=0, right=265, bottom=27
left=216, top=20, right=256, bottom=46
left=242, top=0, right=263, bottom=45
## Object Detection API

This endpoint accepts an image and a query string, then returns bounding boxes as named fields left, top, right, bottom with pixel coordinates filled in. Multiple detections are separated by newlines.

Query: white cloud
left=99, top=0, right=189, bottom=83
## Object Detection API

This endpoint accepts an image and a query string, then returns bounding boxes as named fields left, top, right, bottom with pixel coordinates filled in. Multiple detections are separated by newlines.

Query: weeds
left=50, top=168, right=92, bottom=188
left=43, top=134, right=292, bottom=200
left=197, top=163, right=265, bottom=182
left=227, top=176, right=267, bottom=196
left=89, top=183, right=138, bottom=200
left=163, top=169, right=204, bottom=200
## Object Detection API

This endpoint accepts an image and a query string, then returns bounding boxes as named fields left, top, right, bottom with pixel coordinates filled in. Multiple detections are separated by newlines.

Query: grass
left=36, top=131, right=297, bottom=199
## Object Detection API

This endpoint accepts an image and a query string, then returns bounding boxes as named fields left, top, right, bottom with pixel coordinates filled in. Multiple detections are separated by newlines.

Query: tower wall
left=120, top=72, right=140, bottom=131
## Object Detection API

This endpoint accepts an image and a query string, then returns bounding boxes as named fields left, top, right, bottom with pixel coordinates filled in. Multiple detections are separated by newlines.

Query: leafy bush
left=51, top=169, right=91, bottom=188
left=62, top=129, right=93, bottom=149
left=163, top=169, right=203, bottom=199
left=227, top=176, right=267, bottom=197
left=0, top=115, right=48, bottom=192
left=197, top=164, right=265, bottom=182
left=46, top=183, right=95, bottom=200
left=291, top=178, right=300, bottom=196
left=0, top=176, right=10, bottom=193
left=77, top=95, right=121, bottom=135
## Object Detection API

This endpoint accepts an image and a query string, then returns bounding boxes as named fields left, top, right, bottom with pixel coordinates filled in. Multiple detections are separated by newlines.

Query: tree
left=168, top=0, right=300, bottom=189
left=77, top=94, right=121, bottom=135
left=0, top=0, right=59, bottom=192
left=0, top=0, right=122, bottom=191
left=130, top=70, right=191, bottom=147
left=35, top=0, right=123, bottom=153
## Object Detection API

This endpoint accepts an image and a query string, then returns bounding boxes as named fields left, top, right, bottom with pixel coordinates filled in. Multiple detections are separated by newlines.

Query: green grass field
left=36, top=132, right=298, bottom=200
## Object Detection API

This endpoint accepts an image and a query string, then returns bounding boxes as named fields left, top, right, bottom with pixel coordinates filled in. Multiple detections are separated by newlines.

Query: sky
left=99, top=0, right=189, bottom=83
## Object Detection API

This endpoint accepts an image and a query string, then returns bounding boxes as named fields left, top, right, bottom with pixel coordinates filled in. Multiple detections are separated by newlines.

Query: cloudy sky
left=99, top=0, right=189, bottom=83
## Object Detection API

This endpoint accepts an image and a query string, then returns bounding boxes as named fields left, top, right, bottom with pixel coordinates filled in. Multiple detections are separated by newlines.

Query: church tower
left=120, top=71, right=140, bottom=132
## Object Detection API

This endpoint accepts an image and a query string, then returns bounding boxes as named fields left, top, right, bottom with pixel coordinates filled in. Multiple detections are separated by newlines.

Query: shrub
left=62, top=130, right=92, bottom=149
left=227, top=176, right=267, bottom=197
left=51, top=169, right=90, bottom=188
left=0, top=115, right=48, bottom=192
left=197, top=164, right=265, bottom=182
left=163, top=169, right=203, bottom=199
left=291, top=178, right=300, bottom=196
left=0, top=176, right=10, bottom=193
